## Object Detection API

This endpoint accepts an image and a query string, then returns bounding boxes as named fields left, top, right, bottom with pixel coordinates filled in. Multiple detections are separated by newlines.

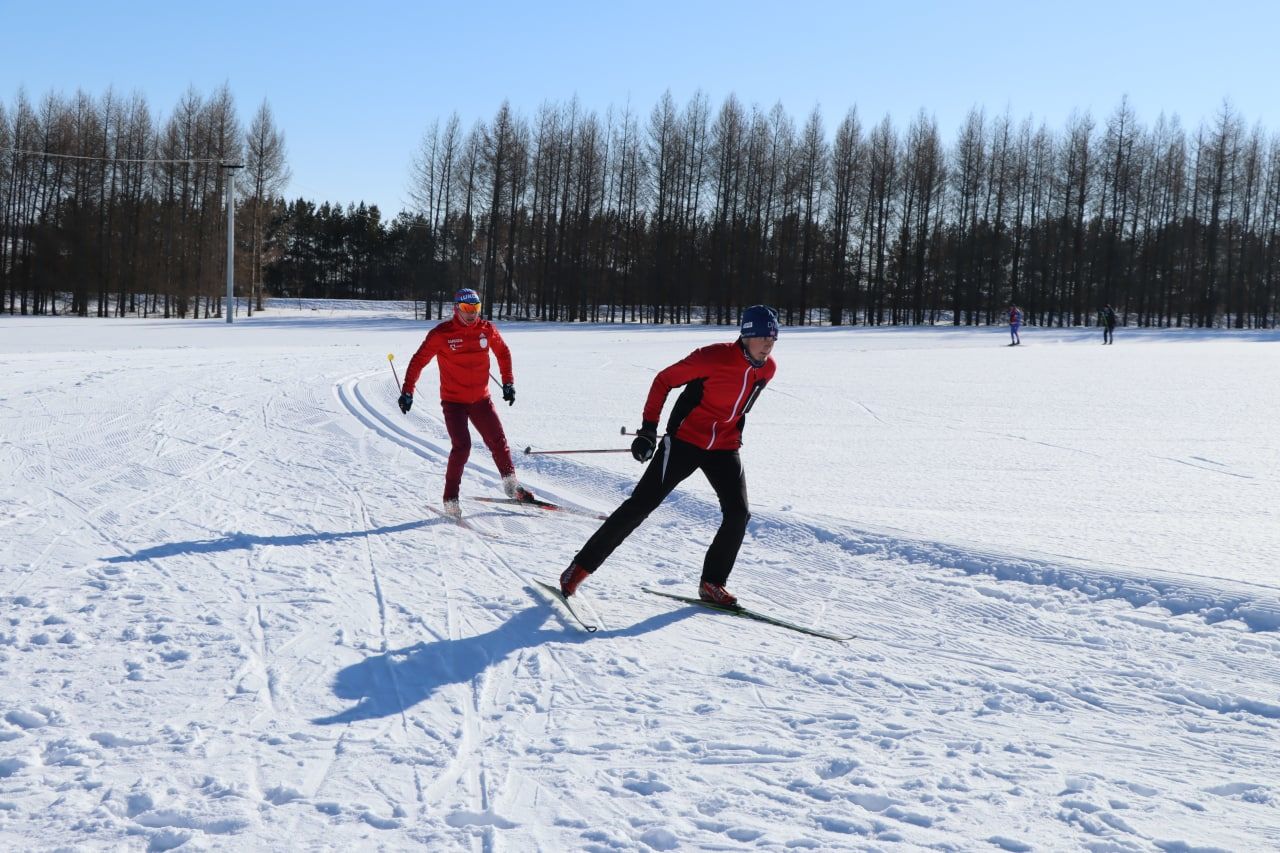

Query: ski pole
left=387, top=353, right=401, bottom=390
left=523, top=446, right=632, bottom=456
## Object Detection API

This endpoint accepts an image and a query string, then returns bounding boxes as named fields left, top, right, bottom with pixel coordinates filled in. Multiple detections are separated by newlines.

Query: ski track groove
left=338, top=374, right=525, bottom=832
left=319, top=446, right=427, bottom=822
left=338, top=371, right=645, bottom=840
left=5, top=385, right=260, bottom=598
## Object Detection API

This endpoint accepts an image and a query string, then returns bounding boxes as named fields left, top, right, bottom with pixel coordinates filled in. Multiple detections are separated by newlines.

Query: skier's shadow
left=312, top=596, right=694, bottom=725
left=102, top=520, right=437, bottom=564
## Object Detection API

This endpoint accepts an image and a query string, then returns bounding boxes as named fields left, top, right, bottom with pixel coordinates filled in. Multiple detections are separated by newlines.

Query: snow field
left=1, top=310, right=1277, bottom=850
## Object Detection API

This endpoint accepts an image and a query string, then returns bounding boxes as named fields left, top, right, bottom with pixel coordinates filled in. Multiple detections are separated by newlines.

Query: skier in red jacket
left=559, top=305, right=780, bottom=606
left=397, top=289, right=533, bottom=518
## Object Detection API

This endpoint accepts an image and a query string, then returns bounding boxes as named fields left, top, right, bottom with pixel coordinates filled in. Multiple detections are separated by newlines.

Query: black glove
left=398, top=392, right=413, bottom=413
left=502, top=383, right=516, bottom=406
left=631, top=421, right=658, bottom=463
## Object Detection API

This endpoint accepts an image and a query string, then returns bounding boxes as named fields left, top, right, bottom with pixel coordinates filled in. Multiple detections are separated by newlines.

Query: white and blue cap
left=739, top=305, right=779, bottom=339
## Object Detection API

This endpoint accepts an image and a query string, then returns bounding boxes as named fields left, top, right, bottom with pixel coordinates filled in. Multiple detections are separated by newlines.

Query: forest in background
left=3, top=88, right=1278, bottom=328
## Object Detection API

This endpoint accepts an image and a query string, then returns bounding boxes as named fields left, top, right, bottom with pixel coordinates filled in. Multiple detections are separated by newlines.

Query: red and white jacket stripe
left=643, top=341, right=776, bottom=451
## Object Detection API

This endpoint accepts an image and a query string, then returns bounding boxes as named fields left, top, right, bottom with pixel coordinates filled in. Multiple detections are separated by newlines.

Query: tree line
left=405, top=95, right=1280, bottom=328
left=1, top=86, right=287, bottom=318
left=5, top=88, right=1279, bottom=328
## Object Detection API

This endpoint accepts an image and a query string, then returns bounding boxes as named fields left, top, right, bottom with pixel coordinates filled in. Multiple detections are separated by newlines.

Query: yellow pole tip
left=387, top=353, right=395, bottom=360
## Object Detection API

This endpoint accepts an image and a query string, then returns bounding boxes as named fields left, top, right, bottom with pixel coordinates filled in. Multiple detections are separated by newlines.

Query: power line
left=1, top=146, right=230, bottom=166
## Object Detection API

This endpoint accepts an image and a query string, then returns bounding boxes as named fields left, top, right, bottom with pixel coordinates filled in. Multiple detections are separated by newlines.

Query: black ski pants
left=573, top=435, right=750, bottom=586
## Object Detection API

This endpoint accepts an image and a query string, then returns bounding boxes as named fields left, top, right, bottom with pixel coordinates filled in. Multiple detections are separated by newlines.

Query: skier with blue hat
left=558, top=305, right=780, bottom=606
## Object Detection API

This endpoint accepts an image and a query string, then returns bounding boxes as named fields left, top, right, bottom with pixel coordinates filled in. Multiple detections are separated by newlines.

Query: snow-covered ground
left=2, top=303, right=1278, bottom=851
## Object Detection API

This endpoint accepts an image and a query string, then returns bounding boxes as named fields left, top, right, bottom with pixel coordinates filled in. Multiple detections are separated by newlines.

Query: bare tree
left=0, top=99, right=13, bottom=313
left=865, top=116, right=897, bottom=325
left=793, top=106, right=827, bottom=325
left=826, top=107, right=865, bottom=324
left=949, top=108, right=986, bottom=324
left=708, top=95, right=746, bottom=324
left=646, top=91, right=680, bottom=322
left=896, top=110, right=943, bottom=324
left=1098, top=96, right=1139, bottom=316
left=244, top=99, right=290, bottom=314
left=1197, top=101, right=1242, bottom=326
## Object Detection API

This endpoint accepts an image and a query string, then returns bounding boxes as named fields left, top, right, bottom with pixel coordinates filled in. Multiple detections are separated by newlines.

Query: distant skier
left=1101, top=304, right=1117, bottom=345
left=396, top=288, right=533, bottom=518
left=558, top=305, right=780, bottom=607
left=1008, top=304, right=1023, bottom=346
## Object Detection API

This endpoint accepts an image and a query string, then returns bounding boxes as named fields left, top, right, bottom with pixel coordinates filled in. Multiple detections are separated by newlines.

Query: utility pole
left=221, top=163, right=244, bottom=323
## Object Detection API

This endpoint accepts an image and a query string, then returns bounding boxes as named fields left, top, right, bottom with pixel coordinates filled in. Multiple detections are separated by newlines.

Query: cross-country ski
left=531, top=579, right=599, bottom=632
left=640, top=587, right=854, bottom=643
left=469, top=495, right=609, bottom=520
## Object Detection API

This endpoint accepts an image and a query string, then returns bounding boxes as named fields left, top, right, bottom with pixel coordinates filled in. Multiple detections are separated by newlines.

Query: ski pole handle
left=387, top=353, right=401, bottom=389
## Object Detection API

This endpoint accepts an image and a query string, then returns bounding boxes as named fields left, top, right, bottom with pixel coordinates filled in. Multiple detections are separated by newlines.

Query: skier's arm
left=641, top=349, right=711, bottom=426
left=489, top=326, right=514, bottom=386
left=402, top=333, right=439, bottom=395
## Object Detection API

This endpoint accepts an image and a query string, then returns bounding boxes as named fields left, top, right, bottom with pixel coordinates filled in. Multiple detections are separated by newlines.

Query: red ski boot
left=698, top=580, right=738, bottom=608
left=560, top=563, right=590, bottom=597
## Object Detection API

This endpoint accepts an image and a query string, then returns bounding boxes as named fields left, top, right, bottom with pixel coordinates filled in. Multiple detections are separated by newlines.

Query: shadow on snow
left=101, top=519, right=436, bottom=564
left=312, top=600, right=695, bottom=725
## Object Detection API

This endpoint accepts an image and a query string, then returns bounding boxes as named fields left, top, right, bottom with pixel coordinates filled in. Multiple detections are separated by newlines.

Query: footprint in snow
left=1204, top=781, right=1274, bottom=804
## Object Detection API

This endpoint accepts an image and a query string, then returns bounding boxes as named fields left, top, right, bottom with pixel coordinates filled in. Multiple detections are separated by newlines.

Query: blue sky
left=5, top=0, right=1277, bottom=214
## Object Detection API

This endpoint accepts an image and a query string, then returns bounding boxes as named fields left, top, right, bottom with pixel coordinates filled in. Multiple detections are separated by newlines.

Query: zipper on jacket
left=705, top=364, right=754, bottom=449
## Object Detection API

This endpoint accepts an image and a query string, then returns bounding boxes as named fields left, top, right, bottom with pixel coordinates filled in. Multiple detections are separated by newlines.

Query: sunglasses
left=456, top=301, right=482, bottom=314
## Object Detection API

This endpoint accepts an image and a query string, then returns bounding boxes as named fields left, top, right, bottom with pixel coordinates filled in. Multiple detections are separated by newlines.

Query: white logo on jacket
left=447, top=337, right=463, bottom=351
left=479, top=334, right=488, bottom=349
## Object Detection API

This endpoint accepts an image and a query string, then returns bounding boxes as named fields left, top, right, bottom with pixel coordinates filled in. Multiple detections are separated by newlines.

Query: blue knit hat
left=739, top=305, right=779, bottom=339
left=454, top=288, right=481, bottom=305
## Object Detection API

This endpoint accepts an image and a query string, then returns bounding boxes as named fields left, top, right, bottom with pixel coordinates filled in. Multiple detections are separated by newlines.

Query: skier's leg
left=573, top=436, right=699, bottom=573
left=469, top=397, right=515, bottom=477
left=441, top=401, right=471, bottom=502
left=699, top=451, right=750, bottom=586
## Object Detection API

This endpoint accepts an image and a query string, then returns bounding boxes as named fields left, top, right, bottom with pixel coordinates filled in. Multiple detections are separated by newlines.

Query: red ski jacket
left=403, top=317, right=513, bottom=404
left=643, top=341, right=776, bottom=451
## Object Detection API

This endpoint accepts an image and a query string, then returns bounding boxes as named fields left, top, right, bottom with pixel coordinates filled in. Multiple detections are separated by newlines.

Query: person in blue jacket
left=1008, top=304, right=1023, bottom=346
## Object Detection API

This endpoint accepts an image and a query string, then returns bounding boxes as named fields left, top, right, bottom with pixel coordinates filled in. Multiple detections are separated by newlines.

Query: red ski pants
left=440, top=398, right=515, bottom=501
